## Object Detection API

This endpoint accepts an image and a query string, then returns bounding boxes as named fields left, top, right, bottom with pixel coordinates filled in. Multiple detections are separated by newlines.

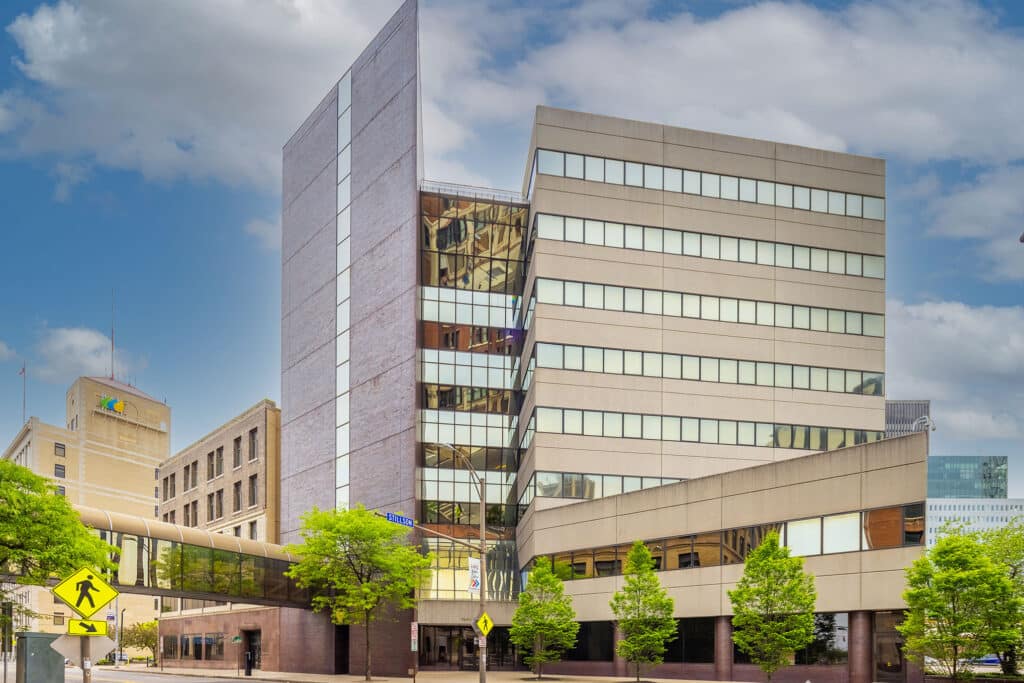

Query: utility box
left=16, top=632, right=64, bottom=683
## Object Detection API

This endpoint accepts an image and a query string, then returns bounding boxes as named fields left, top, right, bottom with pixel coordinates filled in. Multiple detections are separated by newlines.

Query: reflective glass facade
left=417, top=191, right=528, bottom=601
left=927, top=455, right=1007, bottom=498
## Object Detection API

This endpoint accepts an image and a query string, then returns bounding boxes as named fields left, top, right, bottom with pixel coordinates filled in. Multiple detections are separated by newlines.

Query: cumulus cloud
left=0, top=341, right=15, bottom=362
left=886, top=299, right=1024, bottom=441
left=244, top=217, right=281, bottom=251
left=35, top=326, right=144, bottom=383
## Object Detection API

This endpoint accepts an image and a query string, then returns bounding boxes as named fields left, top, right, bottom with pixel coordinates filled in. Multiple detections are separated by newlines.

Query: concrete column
left=848, top=611, right=873, bottom=683
left=714, top=616, right=733, bottom=681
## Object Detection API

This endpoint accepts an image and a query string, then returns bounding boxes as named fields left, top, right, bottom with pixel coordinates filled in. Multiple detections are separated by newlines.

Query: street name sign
left=68, top=619, right=108, bottom=637
left=52, top=567, right=119, bottom=619
left=385, top=512, right=414, bottom=528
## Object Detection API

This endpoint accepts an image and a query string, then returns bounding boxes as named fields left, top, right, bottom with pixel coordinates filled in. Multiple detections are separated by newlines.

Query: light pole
left=440, top=443, right=487, bottom=683
left=118, top=608, right=125, bottom=664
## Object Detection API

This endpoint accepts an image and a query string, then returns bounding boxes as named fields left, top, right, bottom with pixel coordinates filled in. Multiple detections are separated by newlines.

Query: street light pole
left=441, top=443, right=487, bottom=683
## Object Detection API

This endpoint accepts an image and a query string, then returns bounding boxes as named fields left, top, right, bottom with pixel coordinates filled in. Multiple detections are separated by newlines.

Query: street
left=65, top=668, right=235, bottom=683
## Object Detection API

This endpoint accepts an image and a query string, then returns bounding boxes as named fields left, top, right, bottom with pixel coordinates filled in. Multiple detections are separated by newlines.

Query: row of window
left=421, top=286, right=519, bottom=329
left=518, top=470, right=683, bottom=509
left=535, top=149, right=886, bottom=220
left=534, top=341, right=884, bottom=396
left=421, top=410, right=518, bottom=450
left=336, top=70, right=353, bottom=512
left=535, top=213, right=885, bottom=279
left=421, top=322, right=518, bottom=356
left=535, top=277, right=885, bottom=337
left=529, top=503, right=924, bottom=580
left=160, top=633, right=225, bottom=661
left=533, top=406, right=885, bottom=450
left=159, top=429, right=258, bottom=502
left=420, top=349, right=516, bottom=390
left=159, top=476, right=258, bottom=526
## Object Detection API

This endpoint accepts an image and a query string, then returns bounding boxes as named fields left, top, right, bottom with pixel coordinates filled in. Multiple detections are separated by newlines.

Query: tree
left=0, top=460, right=113, bottom=623
left=897, top=532, right=1022, bottom=682
left=728, top=530, right=816, bottom=681
left=610, top=541, right=677, bottom=681
left=975, top=517, right=1024, bottom=675
left=284, top=505, right=431, bottom=681
left=121, top=620, right=158, bottom=662
left=510, top=559, right=580, bottom=679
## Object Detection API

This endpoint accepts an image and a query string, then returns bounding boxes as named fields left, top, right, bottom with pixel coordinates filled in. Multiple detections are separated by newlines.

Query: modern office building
left=885, top=400, right=930, bottom=438
left=280, top=0, right=908, bottom=679
left=1, top=376, right=167, bottom=644
left=925, top=454, right=1021, bottom=546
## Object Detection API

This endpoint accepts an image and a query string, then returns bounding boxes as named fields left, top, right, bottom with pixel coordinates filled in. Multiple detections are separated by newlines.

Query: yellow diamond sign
left=476, top=611, right=493, bottom=637
left=52, top=568, right=118, bottom=619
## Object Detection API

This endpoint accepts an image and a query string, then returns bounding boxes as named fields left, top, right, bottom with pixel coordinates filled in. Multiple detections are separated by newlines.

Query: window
left=183, top=464, right=190, bottom=491
left=248, top=429, right=258, bottom=461
left=190, top=500, right=198, bottom=527
left=249, top=521, right=258, bottom=540
left=168, top=510, right=175, bottom=524
left=207, top=452, right=214, bottom=480
left=215, top=489, right=223, bottom=519
left=56, top=485, right=65, bottom=496
left=233, top=437, right=242, bottom=468
left=54, top=464, right=65, bottom=479
left=169, top=474, right=176, bottom=499
left=233, top=526, right=241, bottom=537
left=162, top=477, right=169, bottom=501
left=183, top=504, right=190, bottom=526
left=54, top=443, right=65, bottom=457
left=190, top=460, right=198, bottom=489
left=207, top=494, right=215, bottom=522
left=53, top=612, right=65, bottom=626
left=233, top=481, right=242, bottom=512
left=248, top=475, right=258, bottom=507
left=215, top=447, right=224, bottom=476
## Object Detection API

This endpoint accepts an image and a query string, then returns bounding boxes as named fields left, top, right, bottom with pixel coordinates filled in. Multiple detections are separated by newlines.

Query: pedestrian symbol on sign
left=75, top=575, right=99, bottom=609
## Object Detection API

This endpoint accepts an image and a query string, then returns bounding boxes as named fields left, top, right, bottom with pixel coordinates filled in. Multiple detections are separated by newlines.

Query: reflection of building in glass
left=927, top=455, right=1007, bottom=498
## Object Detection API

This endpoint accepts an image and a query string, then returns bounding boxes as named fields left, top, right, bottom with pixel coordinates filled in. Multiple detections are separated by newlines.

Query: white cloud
left=0, top=341, right=15, bottom=362
left=51, top=160, right=88, bottom=202
left=35, top=326, right=143, bottom=383
left=886, top=299, right=1024, bottom=441
left=244, top=217, right=281, bottom=251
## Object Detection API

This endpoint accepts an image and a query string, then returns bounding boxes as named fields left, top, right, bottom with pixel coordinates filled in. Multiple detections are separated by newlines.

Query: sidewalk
left=104, top=663, right=712, bottom=682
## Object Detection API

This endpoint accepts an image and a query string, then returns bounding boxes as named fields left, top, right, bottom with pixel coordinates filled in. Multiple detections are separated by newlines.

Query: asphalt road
left=65, top=668, right=232, bottom=683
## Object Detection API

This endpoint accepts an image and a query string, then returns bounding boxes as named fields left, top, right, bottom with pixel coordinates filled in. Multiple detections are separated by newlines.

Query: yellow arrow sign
left=52, top=568, right=119, bottom=619
left=67, top=619, right=108, bottom=637
left=476, top=612, right=493, bottom=637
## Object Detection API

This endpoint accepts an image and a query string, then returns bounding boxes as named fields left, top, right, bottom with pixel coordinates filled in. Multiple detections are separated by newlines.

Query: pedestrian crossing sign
left=52, top=567, right=119, bottom=619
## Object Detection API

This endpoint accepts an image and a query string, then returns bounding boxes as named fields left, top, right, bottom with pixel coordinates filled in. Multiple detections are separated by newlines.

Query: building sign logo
left=99, top=396, right=125, bottom=414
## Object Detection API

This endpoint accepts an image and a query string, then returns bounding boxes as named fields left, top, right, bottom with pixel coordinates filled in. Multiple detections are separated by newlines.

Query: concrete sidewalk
left=104, top=663, right=709, bottom=682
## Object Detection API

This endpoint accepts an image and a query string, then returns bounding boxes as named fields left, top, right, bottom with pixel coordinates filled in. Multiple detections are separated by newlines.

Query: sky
left=0, top=0, right=1021, bottom=490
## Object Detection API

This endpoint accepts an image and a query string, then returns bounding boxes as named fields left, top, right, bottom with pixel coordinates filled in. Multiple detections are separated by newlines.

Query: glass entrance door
left=874, top=611, right=905, bottom=683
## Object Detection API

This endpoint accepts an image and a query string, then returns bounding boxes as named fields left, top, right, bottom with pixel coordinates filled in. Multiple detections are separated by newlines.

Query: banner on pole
left=468, top=557, right=481, bottom=595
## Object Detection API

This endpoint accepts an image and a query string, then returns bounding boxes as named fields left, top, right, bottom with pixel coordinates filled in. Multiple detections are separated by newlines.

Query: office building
left=925, top=454, right=1021, bottom=546
left=1, top=376, right=168, bottom=643
left=885, top=400, right=930, bottom=438
left=279, top=1, right=912, bottom=679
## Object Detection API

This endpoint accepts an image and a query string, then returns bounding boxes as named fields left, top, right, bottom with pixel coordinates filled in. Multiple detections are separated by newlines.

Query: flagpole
left=19, top=363, right=26, bottom=425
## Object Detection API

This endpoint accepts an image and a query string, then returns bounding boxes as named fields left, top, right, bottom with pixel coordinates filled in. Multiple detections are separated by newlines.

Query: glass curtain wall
left=336, top=70, right=353, bottom=509
left=418, top=191, right=528, bottom=602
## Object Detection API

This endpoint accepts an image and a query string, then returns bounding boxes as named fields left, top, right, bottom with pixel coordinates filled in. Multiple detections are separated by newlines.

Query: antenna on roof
left=111, top=288, right=116, bottom=381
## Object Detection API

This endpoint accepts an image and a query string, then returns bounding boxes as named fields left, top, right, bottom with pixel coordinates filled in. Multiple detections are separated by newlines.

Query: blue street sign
left=386, top=512, right=415, bottom=528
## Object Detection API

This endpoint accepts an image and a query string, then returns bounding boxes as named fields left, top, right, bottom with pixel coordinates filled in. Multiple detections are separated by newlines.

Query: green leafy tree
left=610, top=541, right=677, bottom=681
left=284, top=505, right=431, bottom=681
left=121, top=620, right=159, bottom=662
left=974, top=517, right=1024, bottom=675
left=0, top=460, right=113, bottom=624
left=728, top=531, right=816, bottom=681
left=897, top=532, right=1021, bottom=682
left=510, top=559, right=580, bottom=679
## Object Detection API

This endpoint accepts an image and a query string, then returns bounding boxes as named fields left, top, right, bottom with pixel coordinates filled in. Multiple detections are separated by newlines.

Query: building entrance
left=418, top=626, right=521, bottom=670
left=874, top=611, right=906, bottom=683
left=243, top=630, right=262, bottom=670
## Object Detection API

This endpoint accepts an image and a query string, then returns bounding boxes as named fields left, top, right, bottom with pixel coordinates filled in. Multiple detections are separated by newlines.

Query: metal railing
left=420, top=179, right=526, bottom=205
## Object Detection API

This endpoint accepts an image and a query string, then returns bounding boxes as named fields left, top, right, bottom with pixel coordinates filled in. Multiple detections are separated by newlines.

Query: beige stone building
left=1, top=376, right=169, bottom=642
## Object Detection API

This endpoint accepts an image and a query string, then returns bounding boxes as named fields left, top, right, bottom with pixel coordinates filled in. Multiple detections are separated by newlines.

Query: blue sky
left=0, top=1, right=1022, bottom=490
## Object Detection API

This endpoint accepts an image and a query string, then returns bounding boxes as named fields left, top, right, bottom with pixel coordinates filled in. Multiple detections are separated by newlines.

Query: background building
left=925, top=454, right=1022, bottom=546
left=885, top=400, right=931, bottom=438
left=1, top=376, right=167, bottom=644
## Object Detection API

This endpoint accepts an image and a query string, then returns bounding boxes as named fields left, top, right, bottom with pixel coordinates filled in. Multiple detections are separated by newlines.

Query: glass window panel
left=604, top=412, right=623, bottom=438
left=755, top=422, right=773, bottom=446
left=810, top=308, right=828, bottom=331
left=605, top=159, right=624, bottom=184
left=845, top=370, right=862, bottom=393
left=536, top=343, right=563, bottom=368
left=846, top=253, right=863, bottom=276
left=565, top=153, right=584, bottom=179
left=810, top=367, right=828, bottom=391
left=712, top=174, right=736, bottom=201
left=719, top=359, right=738, bottom=383
left=625, top=162, right=643, bottom=186
left=828, top=250, right=846, bottom=274
left=775, top=364, right=792, bottom=388
left=623, top=414, right=642, bottom=438
left=719, top=298, right=738, bottom=322
left=584, top=156, right=604, bottom=182
left=701, top=234, right=720, bottom=259
left=793, top=365, right=810, bottom=389
left=793, top=186, right=811, bottom=210
left=828, top=368, right=845, bottom=393
left=604, top=349, right=623, bottom=374
left=584, top=220, right=604, bottom=246
left=775, top=243, right=793, bottom=268
left=536, top=279, right=563, bottom=305
left=604, top=475, right=623, bottom=496
left=739, top=239, right=757, bottom=263
left=624, top=288, right=644, bottom=313
left=681, top=418, right=700, bottom=442
left=863, top=256, right=885, bottom=279
left=337, top=177, right=350, bottom=211
left=536, top=408, right=563, bottom=433
left=756, top=301, right=774, bottom=326
left=793, top=305, right=810, bottom=329
left=702, top=173, right=720, bottom=198
left=811, top=189, right=828, bottom=213
left=563, top=345, right=583, bottom=370
left=625, top=225, right=644, bottom=250
left=739, top=178, right=756, bottom=202
left=564, top=217, right=584, bottom=242
left=757, top=242, right=775, bottom=266
left=682, top=356, right=700, bottom=380
left=337, top=207, right=350, bottom=242
left=564, top=281, right=583, bottom=306
left=337, top=145, right=351, bottom=182
left=737, top=421, right=756, bottom=445
left=682, top=294, right=701, bottom=318
left=683, top=232, right=701, bottom=256
left=793, top=246, right=811, bottom=269
left=337, top=108, right=351, bottom=153
left=699, top=418, right=719, bottom=444
left=663, top=292, right=682, bottom=317
left=683, top=170, right=701, bottom=194
left=738, top=300, right=756, bottom=324
left=700, top=357, right=719, bottom=382
left=863, top=197, right=885, bottom=220
left=810, top=248, right=828, bottom=272
left=663, top=354, right=682, bottom=379
left=828, top=191, right=846, bottom=215
left=737, top=361, right=756, bottom=384
left=605, top=222, right=624, bottom=248
left=775, top=183, right=793, bottom=207
left=847, top=194, right=863, bottom=217
left=664, top=167, right=682, bottom=193
left=644, top=227, right=663, bottom=252
left=583, top=410, right=603, bottom=436
left=537, top=150, right=564, bottom=176
left=775, top=304, right=793, bottom=328
left=563, top=409, right=583, bottom=434
left=719, top=420, right=737, bottom=445
left=642, top=415, right=661, bottom=440
left=863, top=314, right=884, bottom=337
left=537, top=214, right=563, bottom=240
left=644, top=290, right=663, bottom=315
left=719, top=236, right=738, bottom=261
left=643, top=352, right=662, bottom=377
left=756, top=362, right=773, bottom=386
left=863, top=508, right=902, bottom=549
left=644, top=165, right=663, bottom=190
left=787, top=518, right=822, bottom=556
left=828, top=309, right=846, bottom=333
left=757, top=181, right=775, bottom=205
left=621, top=350, right=642, bottom=375
left=701, top=296, right=720, bottom=321
left=663, top=416, right=681, bottom=441
left=664, top=229, right=683, bottom=255
left=584, top=283, right=604, bottom=309
left=846, top=311, right=862, bottom=335
left=604, top=285, right=624, bottom=311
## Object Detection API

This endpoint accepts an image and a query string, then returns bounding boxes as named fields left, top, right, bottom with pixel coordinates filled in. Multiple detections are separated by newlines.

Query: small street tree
left=728, top=530, right=816, bottom=681
left=610, top=541, right=677, bottom=681
left=284, top=505, right=431, bottom=681
left=0, top=460, right=112, bottom=623
left=975, top=518, right=1024, bottom=675
left=897, top=532, right=1021, bottom=682
left=510, top=559, right=579, bottom=679
left=120, top=620, right=158, bottom=662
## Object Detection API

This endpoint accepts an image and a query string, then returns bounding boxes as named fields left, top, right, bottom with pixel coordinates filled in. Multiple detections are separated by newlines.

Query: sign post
left=49, top=567, right=119, bottom=683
